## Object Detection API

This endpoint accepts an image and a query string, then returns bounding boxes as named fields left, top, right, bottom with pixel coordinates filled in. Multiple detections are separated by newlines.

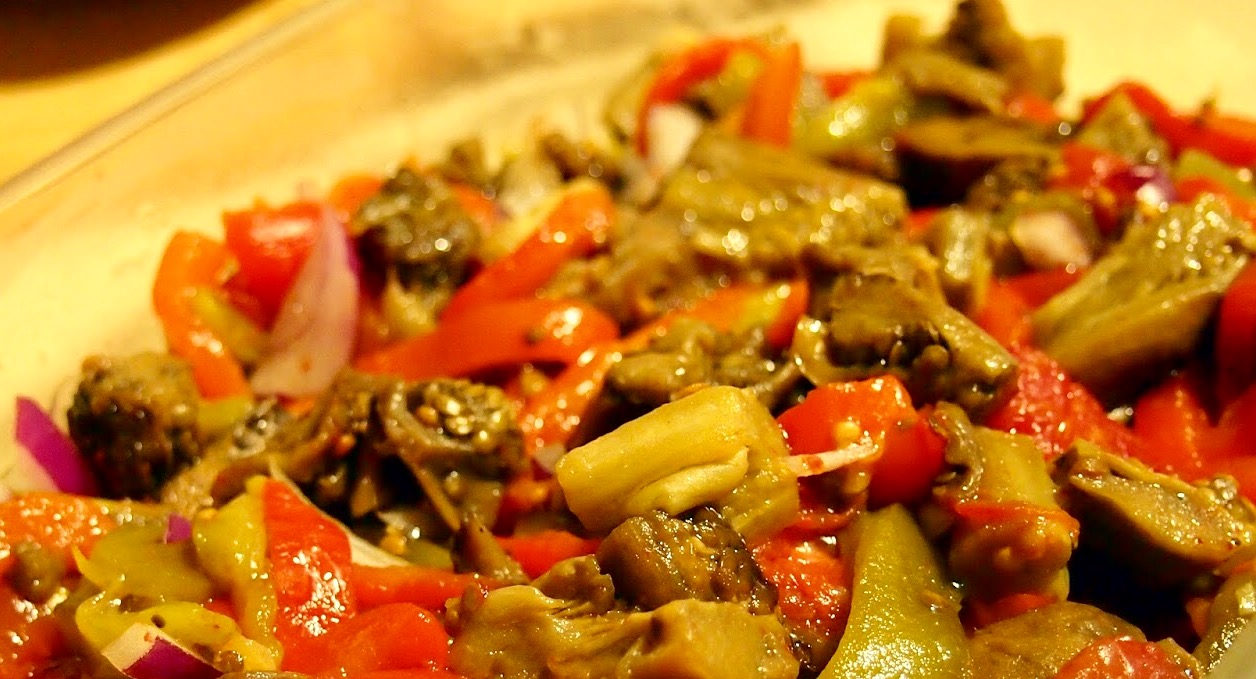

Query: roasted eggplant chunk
left=1033, top=195, right=1256, bottom=401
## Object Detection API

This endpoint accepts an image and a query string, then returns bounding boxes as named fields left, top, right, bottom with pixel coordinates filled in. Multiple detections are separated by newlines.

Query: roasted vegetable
left=353, top=168, right=481, bottom=337
left=896, top=115, right=1059, bottom=205
left=926, top=403, right=1075, bottom=602
left=555, top=385, right=799, bottom=541
left=923, top=207, right=993, bottom=313
left=658, top=130, right=907, bottom=275
left=819, top=504, right=969, bottom=679
left=1056, top=441, right=1256, bottom=587
left=968, top=601, right=1145, bottom=679
left=605, top=318, right=800, bottom=411
left=595, top=508, right=776, bottom=614
left=793, top=246, right=1017, bottom=416
left=932, top=0, right=1065, bottom=100
left=794, top=76, right=913, bottom=178
left=1075, top=92, right=1169, bottom=165
left=1194, top=563, right=1256, bottom=672
left=1033, top=195, right=1256, bottom=401
left=449, top=585, right=799, bottom=679
left=67, top=352, right=203, bottom=500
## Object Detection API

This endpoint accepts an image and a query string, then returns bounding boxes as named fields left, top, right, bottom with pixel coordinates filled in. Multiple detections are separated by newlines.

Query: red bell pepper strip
left=350, top=564, right=491, bottom=612
left=1048, top=143, right=1142, bottom=235
left=1005, top=91, right=1061, bottom=126
left=0, top=581, right=67, bottom=678
left=355, top=298, right=619, bottom=381
left=1002, top=268, right=1086, bottom=309
left=984, top=346, right=1140, bottom=461
left=1176, top=176, right=1256, bottom=228
left=776, top=376, right=946, bottom=508
left=327, top=174, right=385, bottom=222
left=1130, top=370, right=1212, bottom=478
left=302, top=603, right=450, bottom=678
left=752, top=532, right=851, bottom=654
left=496, top=530, right=601, bottom=579
left=964, top=591, right=1056, bottom=629
left=1214, top=263, right=1256, bottom=404
left=516, top=280, right=808, bottom=455
left=975, top=278, right=1035, bottom=348
left=0, top=493, right=117, bottom=579
left=1053, top=636, right=1189, bottom=679
left=329, top=671, right=464, bottom=679
left=817, top=70, right=870, bottom=100
left=260, top=479, right=357, bottom=673
left=740, top=42, right=803, bottom=148
left=152, top=232, right=252, bottom=399
left=221, top=201, right=322, bottom=327
left=636, top=37, right=770, bottom=155
left=442, top=183, right=614, bottom=319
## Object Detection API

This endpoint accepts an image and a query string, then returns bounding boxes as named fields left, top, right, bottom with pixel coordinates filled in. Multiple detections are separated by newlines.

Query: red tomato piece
left=1054, top=637, right=1189, bottom=679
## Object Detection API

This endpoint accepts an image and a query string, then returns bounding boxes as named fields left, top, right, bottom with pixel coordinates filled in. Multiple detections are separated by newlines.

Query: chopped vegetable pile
left=9, top=1, right=1256, bottom=677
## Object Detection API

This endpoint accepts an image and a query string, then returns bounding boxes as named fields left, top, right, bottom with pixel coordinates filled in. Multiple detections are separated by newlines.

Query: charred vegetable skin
left=67, top=353, right=203, bottom=499
left=793, top=246, right=1017, bottom=416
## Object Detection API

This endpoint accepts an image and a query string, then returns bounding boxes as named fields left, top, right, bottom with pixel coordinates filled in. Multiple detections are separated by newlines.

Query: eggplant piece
left=926, top=403, right=1075, bottom=601
left=1056, top=441, right=1256, bottom=587
left=794, top=246, right=1017, bottom=417
left=595, top=508, right=776, bottom=614
left=606, top=318, right=801, bottom=411
left=896, top=115, right=1059, bottom=205
left=1032, top=195, right=1256, bottom=401
left=353, top=169, right=481, bottom=337
left=67, top=352, right=203, bottom=500
left=448, top=586, right=798, bottom=679
left=968, top=601, right=1144, bottom=679
left=659, top=130, right=908, bottom=275
left=923, top=207, right=993, bottom=313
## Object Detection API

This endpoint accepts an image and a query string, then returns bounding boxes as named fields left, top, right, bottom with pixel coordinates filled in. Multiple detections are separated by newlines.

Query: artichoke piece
left=1032, top=195, right=1256, bottom=401
left=888, top=49, right=1007, bottom=114
left=1195, top=564, right=1256, bottom=672
left=924, top=207, right=993, bottom=314
left=1075, top=91, right=1169, bottom=165
left=352, top=168, right=480, bottom=337
left=1056, top=441, right=1256, bottom=587
left=968, top=601, right=1144, bottom=679
left=926, top=403, right=1074, bottom=601
left=794, top=76, right=914, bottom=179
left=794, top=246, right=1016, bottom=417
left=67, top=352, right=203, bottom=500
left=448, top=586, right=799, bottom=679
left=595, top=508, right=776, bottom=614
left=895, top=115, right=1060, bottom=206
left=554, top=385, right=798, bottom=541
left=819, top=505, right=969, bottom=679
left=659, top=130, right=907, bottom=275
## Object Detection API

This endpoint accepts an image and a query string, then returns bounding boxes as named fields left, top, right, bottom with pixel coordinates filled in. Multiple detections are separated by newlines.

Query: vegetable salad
left=7, top=0, right=1256, bottom=677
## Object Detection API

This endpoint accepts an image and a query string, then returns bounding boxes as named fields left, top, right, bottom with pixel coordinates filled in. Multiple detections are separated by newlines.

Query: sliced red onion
left=1128, top=164, right=1176, bottom=207
left=102, top=623, right=220, bottom=679
left=646, top=103, right=704, bottom=177
left=783, top=441, right=880, bottom=478
left=13, top=396, right=97, bottom=495
left=249, top=208, right=359, bottom=398
left=1009, top=210, right=1095, bottom=271
left=163, top=514, right=193, bottom=543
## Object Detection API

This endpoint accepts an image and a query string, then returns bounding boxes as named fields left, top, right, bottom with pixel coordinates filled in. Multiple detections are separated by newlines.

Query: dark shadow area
left=0, top=0, right=256, bottom=81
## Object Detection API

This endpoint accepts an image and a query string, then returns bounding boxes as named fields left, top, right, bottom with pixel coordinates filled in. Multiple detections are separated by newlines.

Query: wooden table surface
left=0, top=0, right=322, bottom=184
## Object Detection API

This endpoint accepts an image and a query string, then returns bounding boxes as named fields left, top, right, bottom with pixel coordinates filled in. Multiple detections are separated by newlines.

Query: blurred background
left=0, top=0, right=322, bottom=183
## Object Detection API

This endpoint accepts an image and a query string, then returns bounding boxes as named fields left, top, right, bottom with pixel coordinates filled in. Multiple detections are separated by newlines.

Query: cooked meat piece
left=447, top=585, right=798, bottom=679
left=606, top=318, right=800, bottom=410
left=794, top=246, right=1017, bottom=416
left=67, top=353, right=202, bottom=499
left=353, top=168, right=481, bottom=336
left=1055, top=441, right=1256, bottom=587
left=595, top=508, right=776, bottom=614
left=1033, top=195, right=1256, bottom=401
left=969, top=601, right=1144, bottom=679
